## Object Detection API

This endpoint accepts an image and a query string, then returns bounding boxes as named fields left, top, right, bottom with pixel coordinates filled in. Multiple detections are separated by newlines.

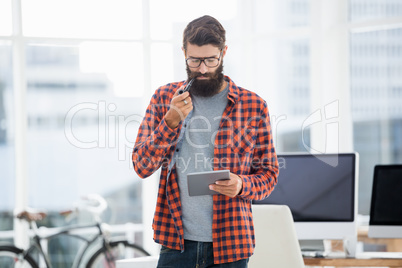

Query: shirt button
left=176, top=149, right=179, bottom=152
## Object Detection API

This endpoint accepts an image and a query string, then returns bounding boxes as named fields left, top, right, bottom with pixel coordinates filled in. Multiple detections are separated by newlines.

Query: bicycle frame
left=23, top=221, right=110, bottom=268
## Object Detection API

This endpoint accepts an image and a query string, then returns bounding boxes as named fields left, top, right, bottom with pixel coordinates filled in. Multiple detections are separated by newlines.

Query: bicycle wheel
left=0, top=245, right=39, bottom=268
left=86, top=240, right=150, bottom=268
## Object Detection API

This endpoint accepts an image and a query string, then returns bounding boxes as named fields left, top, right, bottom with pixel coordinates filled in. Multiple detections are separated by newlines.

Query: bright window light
left=150, top=0, right=237, bottom=40
left=0, top=0, right=12, bottom=36
left=80, top=42, right=144, bottom=97
left=21, top=0, right=142, bottom=39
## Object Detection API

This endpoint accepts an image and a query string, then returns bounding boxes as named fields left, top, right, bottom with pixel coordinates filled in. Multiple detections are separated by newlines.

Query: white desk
left=304, top=257, right=402, bottom=267
left=115, top=253, right=402, bottom=268
left=116, top=256, right=159, bottom=268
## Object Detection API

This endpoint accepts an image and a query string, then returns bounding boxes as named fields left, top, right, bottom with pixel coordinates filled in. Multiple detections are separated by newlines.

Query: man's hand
left=164, top=87, right=193, bottom=129
left=209, top=173, right=243, bottom=198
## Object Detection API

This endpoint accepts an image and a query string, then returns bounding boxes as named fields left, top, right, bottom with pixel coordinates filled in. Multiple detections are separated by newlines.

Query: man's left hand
left=209, top=173, right=243, bottom=198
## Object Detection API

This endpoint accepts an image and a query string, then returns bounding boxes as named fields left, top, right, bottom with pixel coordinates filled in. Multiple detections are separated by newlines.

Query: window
left=350, top=28, right=402, bottom=214
left=254, top=38, right=311, bottom=152
left=0, top=0, right=12, bottom=36
left=22, top=0, right=142, bottom=39
left=2, top=0, right=313, bottom=232
left=254, top=0, right=310, bottom=30
left=149, top=0, right=237, bottom=41
left=349, top=0, right=402, bottom=214
left=0, top=41, right=13, bottom=232
left=3, top=0, right=402, bottom=257
left=25, top=42, right=144, bottom=219
left=252, top=0, right=311, bottom=152
left=349, top=0, right=402, bottom=22
left=2, top=0, right=147, bottom=254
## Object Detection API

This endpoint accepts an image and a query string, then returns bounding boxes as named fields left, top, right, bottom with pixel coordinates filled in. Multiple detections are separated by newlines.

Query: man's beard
left=186, top=62, right=224, bottom=97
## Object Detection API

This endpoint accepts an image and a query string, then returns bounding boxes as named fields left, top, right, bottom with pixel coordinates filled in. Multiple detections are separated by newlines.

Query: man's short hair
left=183, top=15, right=226, bottom=52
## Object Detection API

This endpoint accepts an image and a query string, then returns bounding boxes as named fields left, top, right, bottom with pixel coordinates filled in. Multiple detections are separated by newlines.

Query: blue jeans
left=157, top=240, right=249, bottom=268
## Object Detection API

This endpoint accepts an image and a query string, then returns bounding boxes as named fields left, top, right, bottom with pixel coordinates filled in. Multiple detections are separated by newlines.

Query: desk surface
left=304, top=227, right=402, bottom=267
left=304, top=257, right=402, bottom=267
left=117, top=256, right=159, bottom=268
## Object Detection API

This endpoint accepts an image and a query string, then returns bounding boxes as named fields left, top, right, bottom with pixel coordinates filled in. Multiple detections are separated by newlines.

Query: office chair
left=249, top=205, right=305, bottom=268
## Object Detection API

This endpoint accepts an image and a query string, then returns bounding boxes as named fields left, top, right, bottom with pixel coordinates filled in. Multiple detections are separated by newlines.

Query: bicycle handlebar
left=74, top=193, right=108, bottom=217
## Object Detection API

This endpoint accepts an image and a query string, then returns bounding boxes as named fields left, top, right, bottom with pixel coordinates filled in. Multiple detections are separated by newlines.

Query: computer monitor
left=368, top=164, right=402, bottom=239
left=253, top=153, right=359, bottom=255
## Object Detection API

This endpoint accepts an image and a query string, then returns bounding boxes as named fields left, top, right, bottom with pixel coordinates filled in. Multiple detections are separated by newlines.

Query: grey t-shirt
left=176, top=84, right=229, bottom=242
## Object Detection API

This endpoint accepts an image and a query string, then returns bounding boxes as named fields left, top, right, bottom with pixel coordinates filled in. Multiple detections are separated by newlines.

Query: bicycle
left=0, top=194, right=150, bottom=268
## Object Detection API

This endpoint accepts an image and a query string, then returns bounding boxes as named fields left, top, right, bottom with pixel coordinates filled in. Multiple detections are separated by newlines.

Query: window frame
left=5, top=0, right=402, bottom=254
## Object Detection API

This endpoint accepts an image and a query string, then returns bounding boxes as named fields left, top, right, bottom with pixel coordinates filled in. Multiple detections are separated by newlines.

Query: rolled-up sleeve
left=132, top=88, right=180, bottom=178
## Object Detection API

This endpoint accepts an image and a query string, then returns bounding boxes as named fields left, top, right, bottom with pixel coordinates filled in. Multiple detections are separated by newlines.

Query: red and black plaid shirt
left=133, top=76, right=279, bottom=264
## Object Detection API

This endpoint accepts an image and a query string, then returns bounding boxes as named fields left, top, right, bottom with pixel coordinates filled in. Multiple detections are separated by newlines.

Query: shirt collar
left=224, top=75, right=239, bottom=104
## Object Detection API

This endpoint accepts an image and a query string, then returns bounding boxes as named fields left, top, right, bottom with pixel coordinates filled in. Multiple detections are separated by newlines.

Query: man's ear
left=182, top=47, right=186, bottom=57
left=222, top=45, right=228, bottom=58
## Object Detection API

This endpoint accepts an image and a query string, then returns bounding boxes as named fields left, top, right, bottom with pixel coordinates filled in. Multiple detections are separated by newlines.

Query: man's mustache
left=189, top=72, right=215, bottom=79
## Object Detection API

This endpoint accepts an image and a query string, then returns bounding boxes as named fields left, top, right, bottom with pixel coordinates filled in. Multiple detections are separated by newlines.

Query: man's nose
left=198, top=61, right=208, bottom=74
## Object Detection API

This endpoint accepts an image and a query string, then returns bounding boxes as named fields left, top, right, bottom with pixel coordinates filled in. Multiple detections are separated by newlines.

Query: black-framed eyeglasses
left=185, top=50, right=223, bottom=68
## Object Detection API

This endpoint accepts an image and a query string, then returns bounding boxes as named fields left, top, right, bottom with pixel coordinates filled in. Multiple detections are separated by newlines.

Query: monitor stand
left=299, top=240, right=325, bottom=257
left=343, top=236, right=357, bottom=257
left=299, top=238, right=357, bottom=258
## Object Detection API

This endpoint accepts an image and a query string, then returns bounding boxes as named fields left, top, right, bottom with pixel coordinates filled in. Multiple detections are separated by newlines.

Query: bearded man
left=133, top=15, right=279, bottom=268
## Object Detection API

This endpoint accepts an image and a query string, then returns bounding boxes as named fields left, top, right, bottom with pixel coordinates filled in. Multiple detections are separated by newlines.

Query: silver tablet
left=187, top=170, right=230, bottom=196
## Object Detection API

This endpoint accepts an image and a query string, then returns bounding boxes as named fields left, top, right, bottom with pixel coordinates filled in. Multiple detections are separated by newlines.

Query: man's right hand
left=164, top=87, right=193, bottom=129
